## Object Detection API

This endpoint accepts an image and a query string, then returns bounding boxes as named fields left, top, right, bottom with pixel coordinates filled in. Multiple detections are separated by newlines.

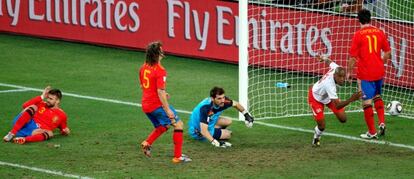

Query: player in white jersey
left=308, top=56, right=362, bottom=146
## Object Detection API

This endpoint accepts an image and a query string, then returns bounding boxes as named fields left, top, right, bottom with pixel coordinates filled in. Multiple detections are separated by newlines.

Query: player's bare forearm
left=383, top=51, right=391, bottom=64
left=200, top=123, right=214, bottom=142
left=233, top=101, right=245, bottom=113
left=333, top=91, right=362, bottom=109
left=318, top=55, right=332, bottom=66
left=347, top=57, right=356, bottom=71
left=157, top=89, right=170, bottom=111
left=333, top=99, right=351, bottom=110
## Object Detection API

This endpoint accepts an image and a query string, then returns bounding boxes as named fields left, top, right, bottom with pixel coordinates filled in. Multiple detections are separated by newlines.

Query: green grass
left=389, top=0, right=414, bottom=21
left=1, top=34, right=414, bottom=178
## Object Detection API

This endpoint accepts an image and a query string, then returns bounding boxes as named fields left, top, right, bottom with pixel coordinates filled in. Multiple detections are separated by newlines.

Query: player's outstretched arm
left=332, top=91, right=362, bottom=109
left=346, top=57, right=357, bottom=81
left=233, top=101, right=254, bottom=128
left=317, top=55, right=332, bottom=66
left=157, top=89, right=176, bottom=126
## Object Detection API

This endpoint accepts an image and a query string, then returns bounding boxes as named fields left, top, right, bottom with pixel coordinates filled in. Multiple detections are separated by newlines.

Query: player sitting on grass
left=3, top=86, right=70, bottom=144
left=308, top=56, right=362, bottom=146
left=188, top=86, right=254, bottom=148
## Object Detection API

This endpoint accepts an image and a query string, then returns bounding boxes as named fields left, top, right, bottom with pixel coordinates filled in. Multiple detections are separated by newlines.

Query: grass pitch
left=0, top=34, right=413, bottom=178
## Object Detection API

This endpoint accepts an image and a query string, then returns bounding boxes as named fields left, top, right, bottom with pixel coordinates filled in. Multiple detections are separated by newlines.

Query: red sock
left=25, top=133, right=48, bottom=142
left=145, top=126, right=167, bottom=145
left=363, top=105, right=376, bottom=135
left=374, top=98, right=385, bottom=125
left=10, top=111, right=33, bottom=135
left=173, top=129, right=183, bottom=158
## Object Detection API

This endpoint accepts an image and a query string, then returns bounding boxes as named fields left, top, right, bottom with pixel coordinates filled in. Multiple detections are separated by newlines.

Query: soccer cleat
left=140, top=141, right=152, bottom=157
left=13, top=137, right=26, bottom=144
left=3, top=132, right=15, bottom=142
left=172, top=154, right=192, bottom=164
left=312, top=138, right=320, bottom=147
left=379, top=124, right=386, bottom=136
left=360, top=132, right=378, bottom=139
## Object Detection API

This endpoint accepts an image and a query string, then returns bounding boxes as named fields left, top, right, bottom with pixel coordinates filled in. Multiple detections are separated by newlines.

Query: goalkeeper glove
left=211, top=139, right=232, bottom=148
left=244, top=112, right=254, bottom=128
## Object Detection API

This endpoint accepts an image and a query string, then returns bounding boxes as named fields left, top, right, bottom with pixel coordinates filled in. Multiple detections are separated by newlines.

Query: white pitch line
left=0, top=89, right=31, bottom=93
left=0, top=161, right=93, bottom=179
left=1, top=82, right=414, bottom=151
left=255, top=121, right=414, bottom=150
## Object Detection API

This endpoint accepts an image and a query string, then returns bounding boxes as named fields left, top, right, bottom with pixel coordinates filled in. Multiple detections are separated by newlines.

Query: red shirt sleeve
left=156, top=66, right=166, bottom=90
left=22, top=96, right=43, bottom=109
left=380, top=31, right=391, bottom=52
left=349, top=32, right=360, bottom=58
left=57, top=110, right=68, bottom=130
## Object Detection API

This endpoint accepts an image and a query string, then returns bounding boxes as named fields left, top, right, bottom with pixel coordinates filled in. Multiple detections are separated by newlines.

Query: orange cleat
left=13, top=137, right=26, bottom=145
left=141, top=141, right=152, bottom=157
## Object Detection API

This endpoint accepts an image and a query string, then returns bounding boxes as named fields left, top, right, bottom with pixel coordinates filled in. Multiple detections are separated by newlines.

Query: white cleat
left=3, top=132, right=14, bottom=142
left=172, top=154, right=192, bottom=163
left=360, top=132, right=378, bottom=139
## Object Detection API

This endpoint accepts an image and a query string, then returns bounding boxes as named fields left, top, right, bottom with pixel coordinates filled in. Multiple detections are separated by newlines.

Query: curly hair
left=145, top=41, right=164, bottom=66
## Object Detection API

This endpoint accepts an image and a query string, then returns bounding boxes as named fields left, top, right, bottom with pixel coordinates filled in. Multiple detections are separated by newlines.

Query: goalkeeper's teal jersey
left=188, top=97, right=233, bottom=139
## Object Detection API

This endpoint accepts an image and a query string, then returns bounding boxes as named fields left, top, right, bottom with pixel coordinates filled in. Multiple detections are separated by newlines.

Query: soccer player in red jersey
left=347, top=9, right=391, bottom=139
left=139, top=41, right=191, bottom=163
left=3, top=86, right=70, bottom=144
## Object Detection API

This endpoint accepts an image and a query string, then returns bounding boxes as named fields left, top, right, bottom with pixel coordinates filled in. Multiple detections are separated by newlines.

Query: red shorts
left=307, top=87, right=345, bottom=121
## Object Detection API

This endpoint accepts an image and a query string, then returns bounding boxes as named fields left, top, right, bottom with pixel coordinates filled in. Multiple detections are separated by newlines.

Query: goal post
left=239, top=0, right=249, bottom=121
left=239, top=1, right=414, bottom=120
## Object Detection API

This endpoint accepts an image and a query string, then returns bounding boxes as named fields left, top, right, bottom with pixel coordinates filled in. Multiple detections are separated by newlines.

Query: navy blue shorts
left=146, top=105, right=180, bottom=128
left=212, top=128, right=222, bottom=140
left=361, top=79, right=383, bottom=100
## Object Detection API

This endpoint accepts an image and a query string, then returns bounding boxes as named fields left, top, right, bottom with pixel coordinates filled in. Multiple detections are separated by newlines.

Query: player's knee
left=373, top=95, right=382, bottom=102
left=221, top=130, right=231, bottom=139
left=316, top=121, right=325, bottom=130
left=174, top=120, right=183, bottom=129
left=227, top=119, right=232, bottom=126
left=24, top=105, right=38, bottom=117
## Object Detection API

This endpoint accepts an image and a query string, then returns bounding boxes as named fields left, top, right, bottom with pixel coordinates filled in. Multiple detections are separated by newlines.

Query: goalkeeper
left=188, top=86, right=254, bottom=148
left=308, top=56, right=362, bottom=146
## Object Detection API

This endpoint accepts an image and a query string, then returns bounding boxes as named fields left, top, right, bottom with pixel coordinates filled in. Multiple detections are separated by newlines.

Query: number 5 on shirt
left=143, top=69, right=151, bottom=89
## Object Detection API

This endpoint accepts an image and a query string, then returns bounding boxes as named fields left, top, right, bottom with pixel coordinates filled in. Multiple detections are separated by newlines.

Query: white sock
left=314, top=126, right=324, bottom=139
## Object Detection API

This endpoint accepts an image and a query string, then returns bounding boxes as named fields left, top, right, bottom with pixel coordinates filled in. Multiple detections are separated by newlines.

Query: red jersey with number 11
left=139, top=63, right=167, bottom=113
left=349, top=26, right=391, bottom=81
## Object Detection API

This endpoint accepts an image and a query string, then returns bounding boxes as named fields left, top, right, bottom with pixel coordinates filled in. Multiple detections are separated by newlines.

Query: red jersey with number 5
left=139, top=63, right=167, bottom=113
left=349, top=26, right=391, bottom=81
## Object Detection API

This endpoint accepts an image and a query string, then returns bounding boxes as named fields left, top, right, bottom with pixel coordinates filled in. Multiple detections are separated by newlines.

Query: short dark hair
left=49, top=89, right=62, bottom=100
left=145, top=41, right=164, bottom=66
left=357, top=9, right=371, bottom=25
left=335, top=67, right=345, bottom=76
left=210, top=86, right=225, bottom=98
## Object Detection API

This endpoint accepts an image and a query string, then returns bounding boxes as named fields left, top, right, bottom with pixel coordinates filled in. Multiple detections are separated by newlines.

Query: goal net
left=239, top=0, right=414, bottom=119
